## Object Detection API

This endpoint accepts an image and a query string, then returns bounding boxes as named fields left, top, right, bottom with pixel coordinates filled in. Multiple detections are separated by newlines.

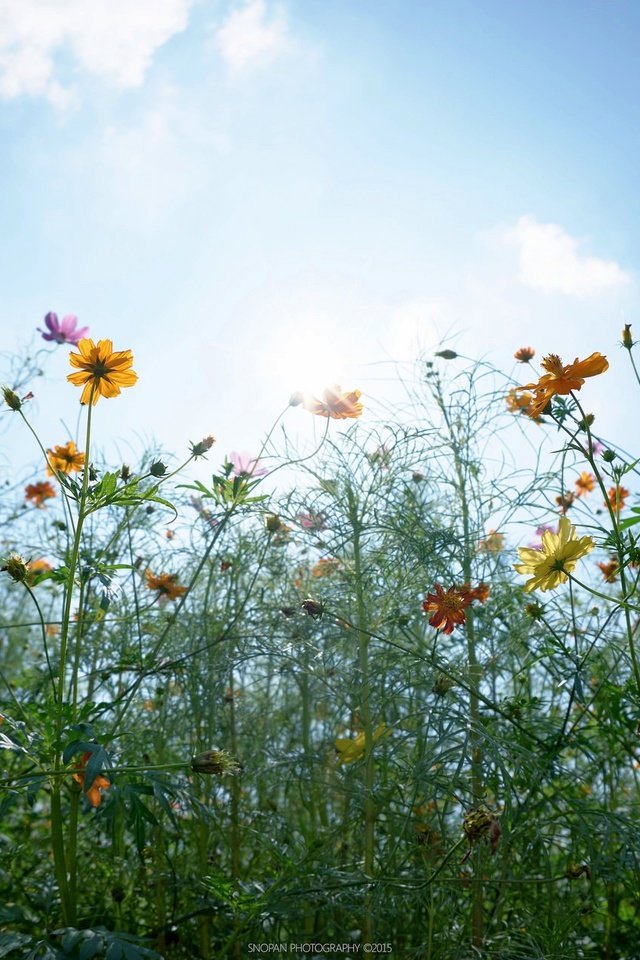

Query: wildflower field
left=2, top=319, right=640, bottom=960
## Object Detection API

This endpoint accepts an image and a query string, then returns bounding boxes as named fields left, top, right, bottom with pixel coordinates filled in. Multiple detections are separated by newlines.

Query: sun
left=270, top=324, right=350, bottom=396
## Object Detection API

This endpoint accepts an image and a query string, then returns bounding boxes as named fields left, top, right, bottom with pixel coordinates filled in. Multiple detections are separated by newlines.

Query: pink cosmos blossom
left=527, top=524, right=557, bottom=549
left=39, top=312, right=89, bottom=345
left=229, top=451, right=268, bottom=478
left=591, top=441, right=604, bottom=456
left=296, top=511, right=327, bottom=531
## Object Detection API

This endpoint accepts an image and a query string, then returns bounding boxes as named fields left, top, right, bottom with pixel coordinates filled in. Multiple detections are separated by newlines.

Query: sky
left=0, top=0, right=638, bottom=481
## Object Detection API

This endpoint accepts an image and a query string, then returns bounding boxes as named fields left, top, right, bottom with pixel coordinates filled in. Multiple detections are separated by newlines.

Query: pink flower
left=591, top=441, right=604, bottom=456
left=297, top=511, right=327, bottom=531
left=527, top=524, right=556, bottom=549
left=39, top=312, right=89, bottom=345
left=229, top=451, right=268, bottom=478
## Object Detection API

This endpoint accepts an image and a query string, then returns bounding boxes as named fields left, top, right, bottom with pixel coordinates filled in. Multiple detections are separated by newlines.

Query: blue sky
left=0, top=0, right=637, bottom=477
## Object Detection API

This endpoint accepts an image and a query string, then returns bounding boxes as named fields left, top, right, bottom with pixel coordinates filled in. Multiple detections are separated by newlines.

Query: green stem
left=51, top=392, right=94, bottom=926
left=347, top=485, right=375, bottom=944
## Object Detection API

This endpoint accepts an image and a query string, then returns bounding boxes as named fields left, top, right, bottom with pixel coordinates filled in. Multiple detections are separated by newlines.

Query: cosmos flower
left=72, top=752, right=110, bottom=807
left=422, top=582, right=490, bottom=634
left=505, top=389, right=540, bottom=419
left=39, top=312, right=89, bottom=345
left=606, top=486, right=629, bottom=512
left=67, top=338, right=137, bottom=405
left=145, top=570, right=187, bottom=601
left=296, top=511, right=327, bottom=531
left=311, top=557, right=341, bottom=577
left=28, top=558, right=52, bottom=576
left=514, top=516, right=594, bottom=593
left=335, top=723, right=388, bottom=765
left=517, top=352, right=609, bottom=419
left=292, top=385, right=363, bottom=420
left=24, top=480, right=56, bottom=507
left=598, top=557, right=619, bottom=583
left=46, top=441, right=85, bottom=476
left=228, top=451, right=268, bottom=477
left=478, top=530, right=504, bottom=553
left=514, top=346, right=535, bottom=362
left=574, top=472, right=596, bottom=497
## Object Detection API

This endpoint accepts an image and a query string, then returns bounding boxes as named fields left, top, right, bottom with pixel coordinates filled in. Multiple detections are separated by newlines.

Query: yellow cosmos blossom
left=46, top=441, right=85, bottom=476
left=517, top=352, right=608, bottom=419
left=335, top=723, right=388, bottom=764
left=67, top=338, right=137, bottom=405
left=514, top=516, right=594, bottom=593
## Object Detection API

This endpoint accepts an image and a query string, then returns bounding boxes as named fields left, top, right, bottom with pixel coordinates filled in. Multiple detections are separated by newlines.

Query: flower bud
left=150, top=460, right=167, bottom=477
left=265, top=514, right=284, bottom=533
left=434, top=349, right=458, bottom=360
left=2, top=386, right=22, bottom=411
left=602, top=449, right=616, bottom=463
left=289, top=391, right=304, bottom=407
left=433, top=673, right=455, bottom=696
left=191, top=749, right=240, bottom=776
left=301, top=598, right=323, bottom=620
left=622, top=324, right=634, bottom=350
left=2, top=553, right=30, bottom=584
left=120, top=464, right=131, bottom=481
left=190, top=436, right=216, bottom=458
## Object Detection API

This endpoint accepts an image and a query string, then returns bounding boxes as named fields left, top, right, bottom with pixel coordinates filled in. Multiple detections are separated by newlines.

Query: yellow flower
left=46, top=441, right=85, bottom=476
left=67, top=338, right=137, bottom=405
left=335, top=723, right=388, bottom=764
left=514, top=516, right=594, bottom=593
left=517, top=352, right=608, bottom=419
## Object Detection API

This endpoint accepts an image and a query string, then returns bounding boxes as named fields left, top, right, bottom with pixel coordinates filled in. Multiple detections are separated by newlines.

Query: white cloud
left=216, top=0, right=288, bottom=73
left=0, top=0, right=194, bottom=105
left=509, top=215, right=630, bottom=296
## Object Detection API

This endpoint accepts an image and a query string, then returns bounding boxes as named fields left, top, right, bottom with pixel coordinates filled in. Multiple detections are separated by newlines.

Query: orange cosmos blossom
left=145, top=569, right=188, bottom=601
left=46, top=441, right=85, bottom=476
left=24, top=480, right=57, bottom=507
left=422, top=582, right=489, bottom=635
left=72, top=752, right=110, bottom=807
left=67, top=338, right=137, bottom=405
left=517, top=352, right=608, bottom=419
left=574, top=472, right=596, bottom=497
left=598, top=558, right=619, bottom=582
left=291, top=385, right=363, bottom=420
left=606, top=486, right=630, bottom=512
left=514, top=346, right=535, bottom=363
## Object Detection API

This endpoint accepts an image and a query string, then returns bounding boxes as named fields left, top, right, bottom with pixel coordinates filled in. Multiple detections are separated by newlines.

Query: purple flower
left=39, top=312, right=89, bottom=345
left=591, top=440, right=604, bottom=456
left=228, top=451, right=268, bottom=478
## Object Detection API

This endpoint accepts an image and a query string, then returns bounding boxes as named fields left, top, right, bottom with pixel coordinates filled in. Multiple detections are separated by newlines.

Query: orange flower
left=25, top=480, right=57, bottom=507
left=67, top=338, right=137, bottom=406
left=505, top=389, right=540, bottom=420
left=598, top=558, right=619, bottom=582
left=422, top=582, right=489, bottom=634
left=556, top=491, right=575, bottom=514
left=145, top=569, right=187, bottom=601
left=514, top=346, right=535, bottom=363
left=606, top=486, right=629, bottom=512
left=478, top=530, right=504, bottom=553
left=28, top=558, right=52, bottom=576
left=46, top=441, right=85, bottom=476
left=574, top=472, right=595, bottom=497
left=72, top=752, right=110, bottom=807
left=294, top=385, right=363, bottom=420
left=311, top=557, right=341, bottom=577
left=517, top=352, right=609, bottom=418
